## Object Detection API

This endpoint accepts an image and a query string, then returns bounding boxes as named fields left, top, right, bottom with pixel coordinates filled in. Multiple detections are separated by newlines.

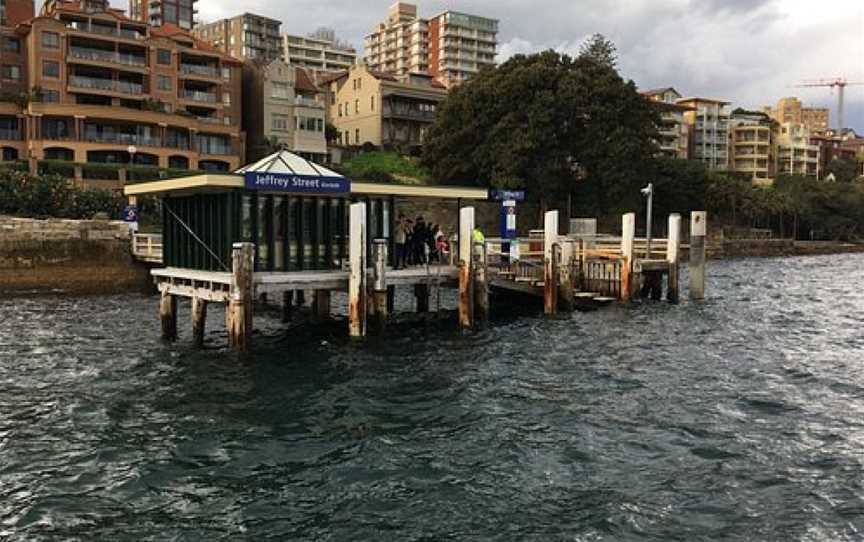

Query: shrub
left=0, top=169, right=125, bottom=219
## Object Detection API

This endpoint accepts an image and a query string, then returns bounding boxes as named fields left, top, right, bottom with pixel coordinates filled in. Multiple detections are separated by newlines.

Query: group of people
left=394, top=214, right=451, bottom=269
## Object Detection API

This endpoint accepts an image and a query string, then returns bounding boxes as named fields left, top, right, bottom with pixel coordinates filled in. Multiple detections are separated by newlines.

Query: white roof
left=234, top=150, right=346, bottom=178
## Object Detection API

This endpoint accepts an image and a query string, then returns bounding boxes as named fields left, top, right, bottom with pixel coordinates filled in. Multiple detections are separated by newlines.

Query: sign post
left=490, top=189, right=525, bottom=264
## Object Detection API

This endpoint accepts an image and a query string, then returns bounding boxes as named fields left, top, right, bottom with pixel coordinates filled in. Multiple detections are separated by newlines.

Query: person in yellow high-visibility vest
left=472, top=227, right=485, bottom=243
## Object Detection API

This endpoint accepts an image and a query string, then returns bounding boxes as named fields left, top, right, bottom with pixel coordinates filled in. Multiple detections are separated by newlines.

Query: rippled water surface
left=2, top=255, right=864, bottom=540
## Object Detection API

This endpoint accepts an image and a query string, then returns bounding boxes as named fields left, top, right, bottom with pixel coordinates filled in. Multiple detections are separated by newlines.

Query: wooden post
left=544, top=210, right=559, bottom=316
left=689, top=211, right=707, bottom=301
left=558, top=239, right=574, bottom=311
left=458, top=206, right=475, bottom=330
left=372, top=239, right=388, bottom=331
left=227, top=242, right=255, bottom=351
left=313, top=290, right=331, bottom=322
left=414, top=284, right=429, bottom=313
left=348, top=202, right=367, bottom=338
left=473, top=241, right=489, bottom=323
left=386, top=285, right=395, bottom=314
left=667, top=213, right=681, bottom=303
left=282, top=290, right=293, bottom=322
left=191, top=296, right=207, bottom=347
left=159, top=289, right=177, bottom=341
left=620, top=212, right=635, bottom=302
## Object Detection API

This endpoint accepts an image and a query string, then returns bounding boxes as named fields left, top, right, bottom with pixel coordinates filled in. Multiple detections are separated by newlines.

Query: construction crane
left=794, top=78, right=864, bottom=131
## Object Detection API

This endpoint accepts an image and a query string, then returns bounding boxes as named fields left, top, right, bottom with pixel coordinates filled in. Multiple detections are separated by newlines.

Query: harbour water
left=2, top=254, right=864, bottom=540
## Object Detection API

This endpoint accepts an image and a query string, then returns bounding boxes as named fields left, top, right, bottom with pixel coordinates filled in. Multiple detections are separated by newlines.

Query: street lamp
left=640, top=182, right=654, bottom=259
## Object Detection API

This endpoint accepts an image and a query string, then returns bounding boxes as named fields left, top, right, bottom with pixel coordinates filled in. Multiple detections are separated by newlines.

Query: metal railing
left=83, top=132, right=160, bottom=146
left=181, top=89, right=217, bottom=103
left=180, top=64, right=219, bottom=77
left=132, top=233, right=163, bottom=263
left=0, top=128, right=20, bottom=140
left=69, top=76, right=142, bottom=94
left=69, top=47, right=147, bottom=67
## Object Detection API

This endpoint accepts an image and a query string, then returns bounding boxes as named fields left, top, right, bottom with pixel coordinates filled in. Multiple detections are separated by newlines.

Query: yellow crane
left=794, top=77, right=864, bottom=131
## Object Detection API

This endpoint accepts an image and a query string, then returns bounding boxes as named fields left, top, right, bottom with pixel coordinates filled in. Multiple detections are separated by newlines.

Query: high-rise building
left=729, top=110, right=776, bottom=184
left=283, top=28, right=356, bottom=77
left=193, top=13, right=281, bottom=62
left=129, top=0, right=195, bottom=29
left=0, top=0, right=33, bottom=26
left=242, top=60, right=326, bottom=163
left=364, top=2, right=497, bottom=87
left=678, top=97, right=732, bottom=170
left=776, top=122, right=820, bottom=177
left=0, top=0, right=245, bottom=171
left=762, top=97, right=829, bottom=133
left=640, top=87, right=690, bottom=159
left=322, top=63, right=446, bottom=148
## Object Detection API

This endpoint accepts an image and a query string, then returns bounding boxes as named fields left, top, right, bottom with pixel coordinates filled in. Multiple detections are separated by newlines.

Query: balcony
left=83, top=131, right=160, bottom=147
left=196, top=116, right=222, bottom=125
left=382, top=107, right=436, bottom=121
left=181, top=89, right=218, bottom=103
left=68, top=21, right=146, bottom=41
left=197, top=142, right=232, bottom=155
left=180, top=64, right=219, bottom=78
left=69, top=47, right=147, bottom=67
left=0, top=128, right=20, bottom=140
left=69, top=76, right=143, bottom=95
left=295, top=96, right=321, bottom=108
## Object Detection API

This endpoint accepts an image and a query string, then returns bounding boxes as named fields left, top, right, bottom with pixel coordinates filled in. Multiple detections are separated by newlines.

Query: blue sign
left=489, top=189, right=526, bottom=202
left=123, top=205, right=139, bottom=222
left=244, top=172, right=351, bottom=194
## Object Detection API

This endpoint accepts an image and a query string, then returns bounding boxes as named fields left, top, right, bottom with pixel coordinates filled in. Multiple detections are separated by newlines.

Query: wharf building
left=0, top=0, right=244, bottom=171
left=364, top=2, right=497, bottom=88
left=640, top=87, right=691, bottom=159
left=322, top=63, right=446, bottom=149
left=678, top=97, right=732, bottom=170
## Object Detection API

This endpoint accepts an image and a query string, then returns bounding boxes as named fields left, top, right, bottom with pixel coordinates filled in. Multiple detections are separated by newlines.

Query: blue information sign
left=244, top=172, right=351, bottom=194
left=122, top=205, right=139, bottom=222
left=489, top=189, right=526, bottom=202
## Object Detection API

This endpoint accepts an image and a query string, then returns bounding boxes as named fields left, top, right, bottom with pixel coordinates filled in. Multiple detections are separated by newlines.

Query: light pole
left=641, top=182, right=654, bottom=259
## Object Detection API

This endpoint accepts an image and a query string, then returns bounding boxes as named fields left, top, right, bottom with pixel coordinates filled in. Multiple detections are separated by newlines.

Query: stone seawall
left=0, top=216, right=151, bottom=295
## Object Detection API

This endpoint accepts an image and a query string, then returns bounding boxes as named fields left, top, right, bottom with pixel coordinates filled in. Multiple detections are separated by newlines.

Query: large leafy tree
left=421, top=44, right=659, bottom=221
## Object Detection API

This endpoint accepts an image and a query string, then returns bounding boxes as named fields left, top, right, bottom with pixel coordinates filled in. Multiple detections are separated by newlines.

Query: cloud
left=110, top=0, right=864, bottom=130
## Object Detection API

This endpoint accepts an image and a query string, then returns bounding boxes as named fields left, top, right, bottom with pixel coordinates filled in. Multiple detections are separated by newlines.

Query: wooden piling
left=227, top=242, right=255, bottom=351
left=473, top=241, right=489, bottom=323
left=191, top=296, right=207, bottom=347
left=372, top=239, right=388, bottom=331
left=282, top=290, right=293, bottom=322
left=689, top=211, right=707, bottom=300
left=159, top=290, right=177, bottom=341
left=620, top=213, right=635, bottom=302
left=348, top=202, right=367, bottom=338
left=414, top=284, right=430, bottom=313
left=386, top=285, right=395, bottom=314
left=558, top=240, right=574, bottom=311
left=544, top=210, right=559, bottom=316
left=458, top=206, right=475, bottom=330
left=313, top=290, right=331, bottom=322
left=667, top=213, right=681, bottom=303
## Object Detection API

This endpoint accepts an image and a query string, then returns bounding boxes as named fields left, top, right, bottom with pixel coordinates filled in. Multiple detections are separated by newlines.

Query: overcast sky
left=125, top=0, right=864, bottom=131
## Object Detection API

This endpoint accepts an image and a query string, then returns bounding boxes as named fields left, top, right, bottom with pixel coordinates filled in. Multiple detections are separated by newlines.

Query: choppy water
left=2, top=255, right=864, bottom=540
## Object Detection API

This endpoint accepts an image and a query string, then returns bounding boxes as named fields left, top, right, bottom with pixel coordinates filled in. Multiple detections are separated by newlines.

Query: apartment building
left=428, top=10, right=497, bottom=87
left=193, top=13, right=281, bottom=62
left=776, top=122, right=820, bottom=178
left=0, top=0, right=244, bottom=171
left=323, top=63, right=446, bottom=149
left=729, top=110, right=775, bottom=185
left=763, top=96, right=829, bottom=133
left=364, top=2, right=497, bottom=86
left=640, top=87, right=690, bottom=159
left=0, top=0, right=32, bottom=161
left=283, top=28, right=356, bottom=78
left=129, top=0, right=195, bottom=30
left=678, top=97, right=731, bottom=170
left=242, top=59, right=326, bottom=162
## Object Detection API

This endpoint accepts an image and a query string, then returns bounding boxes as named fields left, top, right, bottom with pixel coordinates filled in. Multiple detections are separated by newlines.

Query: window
left=357, top=78, right=361, bottom=90
left=371, top=96, right=374, bottom=111
left=41, top=89, right=60, bottom=103
left=344, top=130, right=349, bottom=144
left=222, top=67, right=230, bottom=80
left=271, top=81, right=290, bottom=99
left=0, top=66, right=21, bottom=81
left=355, top=129, right=359, bottom=143
left=157, top=49, right=171, bottom=65
left=42, top=60, right=59, bottom=78
left=223, top=116, right=230, bottom=125
left=41, top=32, right=59, bottom=48
left=317, top=118, right=323, bottom=132
left=355, top=99, right=359, bottom=113
left=344, top=102, right=349, bottom=116
left=272, top=114, right=290, bottom=131
left=157, top=75, right=172, bottom=91
left=338, top=104, right=342, bottom=117
left=4, top=38, right=20, bottom=53
left=222, top=92, right=231, bottom=105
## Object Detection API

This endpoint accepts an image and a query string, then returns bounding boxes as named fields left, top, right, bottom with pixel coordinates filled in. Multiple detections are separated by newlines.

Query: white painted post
left=621, top=212, right=635, bottom=302
left=349, top=202, right=367, bottom=337
left=667, top=213, right=681, bottom=303
left=689, top=211, right=707, bottom=301
left=458, top=206, right=475, bottom=330
left=544, top=210, right=559, bottom=315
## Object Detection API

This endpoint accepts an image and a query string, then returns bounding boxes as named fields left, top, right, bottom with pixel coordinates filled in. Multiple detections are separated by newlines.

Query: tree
left=578, top=33, right=617, bottom=69
left=421, top=49, right=659, bottom=223
left=325, top=122, right=339, bottom=145
left=824, top=156, right=860, bottom=183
